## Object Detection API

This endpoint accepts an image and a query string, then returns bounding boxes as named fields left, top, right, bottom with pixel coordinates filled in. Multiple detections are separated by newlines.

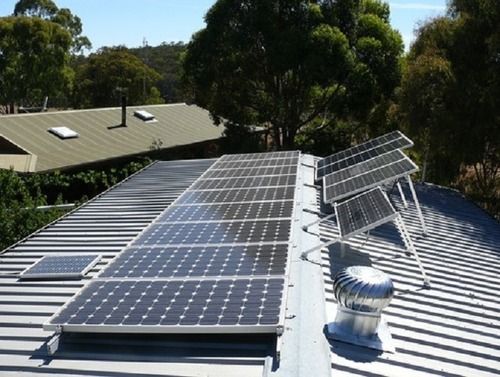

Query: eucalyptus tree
left=183, top=0, right=403, bottom=150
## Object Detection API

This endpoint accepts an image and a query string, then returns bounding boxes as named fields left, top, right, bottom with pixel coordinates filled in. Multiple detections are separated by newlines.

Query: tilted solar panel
left=323, top=154, right=418, bottom=203
left=335, top=188, right=397, bottom=238
left=316, top=131, right=413, bottom=179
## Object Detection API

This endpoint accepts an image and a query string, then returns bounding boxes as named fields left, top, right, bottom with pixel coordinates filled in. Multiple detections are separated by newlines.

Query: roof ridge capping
left=0, top=103, right=191, bottom=119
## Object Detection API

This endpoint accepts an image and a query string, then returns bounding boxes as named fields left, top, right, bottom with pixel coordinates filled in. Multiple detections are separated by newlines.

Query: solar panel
left=190, top=175, right=296, bottom=190
left=335, top=188, right=397, bottom=238
left=157, top=201, right=293, bottom=222
left=323, top=154, right=418, bottom=203
left=133, top=219, right=291, bottom=246
left=45, top=151, right=300, bottom=336
left=202, top=165, right=297, bottom=179
left=175, top=187, right=296, bottom=205
left=219, top=151, right=299, bottom=162
left=100, top=244, right=288, bottom=278
left=211, top=157, right=299, bottom=170
left=316, top=131, right=413, bottom=179
left=19, top=255, right=101, bottom=279
left=45, top=278, right=285, bottom=333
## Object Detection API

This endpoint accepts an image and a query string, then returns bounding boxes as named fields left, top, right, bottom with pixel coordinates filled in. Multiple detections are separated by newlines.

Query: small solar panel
left=100, top=244, right=288, bottom=278
left=190, top=175, right=296, bottom=190
left=45, top=278, right=285, bottom=333
left=133, top=219, right=291, bottom=246
left=19, top=254, right=101, bottom=279
left=157, top=201, right=293, bottom=222
left=323, top=155, right=418, bottom=203
left=175, top=187, right=296, bottom=205
left=335, top=188, right=396, bottom=238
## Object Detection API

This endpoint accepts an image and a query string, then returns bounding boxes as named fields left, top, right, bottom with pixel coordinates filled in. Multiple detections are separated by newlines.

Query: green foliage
left=398, top=0, right=500, bottom=217
left=72, top=47, right=163, bottom=108
left=183, top=0, right=403, bottom=150
left=13, top=0, right=91, bottom=53
left=0, top=158, right=152, bottom=250
left=129, top=42, right=187, bottom=103
left=0, top=16, right=73, bottom=108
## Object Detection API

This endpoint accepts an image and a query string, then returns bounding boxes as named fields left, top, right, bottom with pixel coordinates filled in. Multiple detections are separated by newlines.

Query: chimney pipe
left=121, top=95, right=127, bottom=126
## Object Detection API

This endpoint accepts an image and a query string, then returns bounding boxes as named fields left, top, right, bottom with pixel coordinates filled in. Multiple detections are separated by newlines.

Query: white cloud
left=389, top=2, right=446, bottom=11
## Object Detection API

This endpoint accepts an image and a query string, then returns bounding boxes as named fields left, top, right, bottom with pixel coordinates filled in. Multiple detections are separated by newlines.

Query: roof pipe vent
left=327, top=266, right=395, bottom=352
left=121, top=95, right=127, bottom=126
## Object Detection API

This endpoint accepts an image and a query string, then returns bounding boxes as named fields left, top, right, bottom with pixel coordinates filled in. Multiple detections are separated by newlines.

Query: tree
left=13, top=0, right=91, bottom=53
left=183, top=0, right=403, bottom=150
left=0, top=16, right=73, bottom=112
left=73, top=47, right=163, bottom=108
left=398, top=0, right=499, bottom=215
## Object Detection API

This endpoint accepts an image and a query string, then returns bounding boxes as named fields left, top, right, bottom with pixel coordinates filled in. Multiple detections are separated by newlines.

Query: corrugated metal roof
left=319, top=182, right=500, bottom=377
left=1, top=153, right=499, bottom=377
left=0, top=104, right=224, bottom=172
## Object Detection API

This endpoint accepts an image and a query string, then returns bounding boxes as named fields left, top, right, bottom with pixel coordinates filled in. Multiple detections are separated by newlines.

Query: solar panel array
left=323, top=150, right=418, bottom=203
left=316, top=130, right=413, bottom=179
left=46, top=151, right=300, bottom=335
left=335, top=188, right=397, bottom=238
left=20, top=255, right=101, bottom=280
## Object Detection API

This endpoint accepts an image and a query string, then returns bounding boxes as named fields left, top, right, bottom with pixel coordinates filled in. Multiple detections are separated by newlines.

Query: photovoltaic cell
left=133, top=219, right=291, bottom=246
left=324, top=157, right=418, bottom=203
left=318, top=131, right=412, bottom=169
left=211, top=157, right=299, bottom=170
left=100, top=244, right=288, bottom=278
left=175, top=187, right=296, bottom=205
left=157, top=201, right=293, bottom=222
left=46, top=278, right=284, bottom=332
left=335, top=188, right=396, bottom=237
left=20, top=254, right=101, bottom=279
left=190, top=175, right=296, bottom=190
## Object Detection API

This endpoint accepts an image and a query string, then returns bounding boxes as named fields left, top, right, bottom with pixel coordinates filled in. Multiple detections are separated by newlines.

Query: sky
left=0, top=0, right=447, bottom=51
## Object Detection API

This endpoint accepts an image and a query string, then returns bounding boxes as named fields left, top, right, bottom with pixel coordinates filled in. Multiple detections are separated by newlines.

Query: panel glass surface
left=157, top=201, right=293, bottom=222
left=190, top=175, right=296, bottom=190
left=133, top=219, right=291, bottom=246
left=20, top=255, right=100, bottom=279
left=336, top=188, right=396, bottom=237
left=219, top=151, right=299, bottom=162
left=202, top=165, right=297, bottom=179
left=317, top=138, right=412, bottom=178
left=211, top=157, right=299, bottom=170
left=175, top=187, right=296, bottom=205
left=48, top=278, right=284, bottom=329
left=100, top=244, right=288, bottom=278
left=317, top=131, right=412, bottom=169
left=324, top=158, right=417, bottom=202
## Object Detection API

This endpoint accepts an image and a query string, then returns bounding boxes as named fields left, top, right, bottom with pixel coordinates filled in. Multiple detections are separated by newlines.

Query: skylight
left=48, top=127, right=79, bottom=139
left=134, top=110, right=156, bottom=122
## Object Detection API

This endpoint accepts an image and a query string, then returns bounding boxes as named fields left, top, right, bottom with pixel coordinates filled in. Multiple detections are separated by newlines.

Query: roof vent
left=326, top=266, right=395, bottom=352
left=134, top=110, right=157, bottom=122
left=48, top=127, right=79, bottom=139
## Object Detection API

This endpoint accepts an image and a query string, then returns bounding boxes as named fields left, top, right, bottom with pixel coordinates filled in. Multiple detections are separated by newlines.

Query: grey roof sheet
left=1, top=153, right=499, bottom=377
left=0, top=104, right=224, bottom=172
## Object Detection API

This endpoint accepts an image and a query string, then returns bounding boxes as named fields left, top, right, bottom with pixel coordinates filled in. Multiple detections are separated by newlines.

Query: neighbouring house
left=0, top=103, right=225, bottom=172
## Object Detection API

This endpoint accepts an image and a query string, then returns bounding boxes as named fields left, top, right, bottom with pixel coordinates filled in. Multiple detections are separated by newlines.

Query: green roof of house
left=0, top=103, right=224, bottom=172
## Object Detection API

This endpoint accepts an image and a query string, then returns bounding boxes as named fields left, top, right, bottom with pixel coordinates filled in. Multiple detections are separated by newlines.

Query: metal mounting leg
left=395, top=215, right=431, bottom=288
left=397, top=181, right=408, bottom=209
left=407, top=176, right=428, bottom=236
left=301, top=237, right=340, bottom=260
left=302, top=211, right=337, bottom=232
